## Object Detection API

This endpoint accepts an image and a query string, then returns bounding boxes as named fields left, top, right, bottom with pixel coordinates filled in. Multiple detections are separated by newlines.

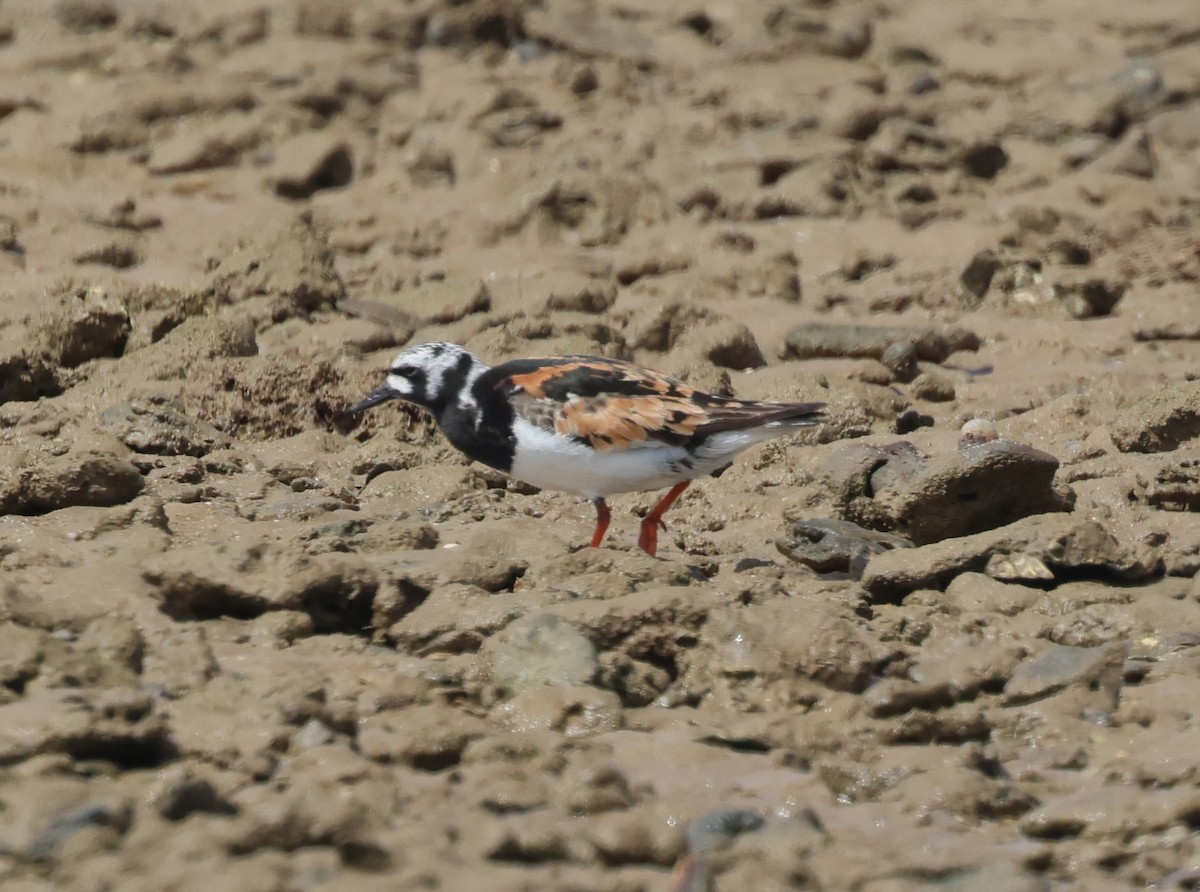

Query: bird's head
left=348, top=342, right=483, bottom=416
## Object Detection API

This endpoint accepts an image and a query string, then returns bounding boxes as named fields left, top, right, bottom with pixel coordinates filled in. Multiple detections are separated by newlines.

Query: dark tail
left=697, top=401, right=825, bottom=436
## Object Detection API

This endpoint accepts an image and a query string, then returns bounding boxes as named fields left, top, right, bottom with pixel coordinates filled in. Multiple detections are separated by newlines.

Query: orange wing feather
left=555, top=394, right=708, bottom=450
left=499, top=356, right=823, bottom=452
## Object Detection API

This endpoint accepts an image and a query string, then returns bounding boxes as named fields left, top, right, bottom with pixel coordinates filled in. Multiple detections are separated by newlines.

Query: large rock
left=0, top=448, right=143, bottom=516
left=860, top=514, right=1153, bottom=600
left=1111, top=381, right=1200, bottom=453
left=825, top=439, right=1075, bottom=545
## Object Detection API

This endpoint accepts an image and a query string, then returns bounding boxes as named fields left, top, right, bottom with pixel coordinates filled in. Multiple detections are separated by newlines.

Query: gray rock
left=860, top=513, right=1152, bottom=600
left=784, top=322, right=979, bottom=364
left=825, top=439, right=1074, bottom=545
left=1003, top=642, right=1126, bottom=706
left=776, top=517, right=912, bottom=577
left=100, top=395, right=231, bottom=457
left=486, top=613, right=599, bottom=697
left=1111, top=381, right=1200, bottom=453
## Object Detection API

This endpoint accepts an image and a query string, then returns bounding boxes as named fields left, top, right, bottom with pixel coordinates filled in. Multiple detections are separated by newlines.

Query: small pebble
left=959, top=419, right=999, bottom=447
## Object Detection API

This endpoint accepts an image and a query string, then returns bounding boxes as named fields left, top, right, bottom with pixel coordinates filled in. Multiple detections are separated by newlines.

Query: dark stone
left=962, top=141, right=1009, bottom=179
left=825, top=439, right=1075, bottom=545
left=895, top=408, right=934, bottom=434
left=777, top=517, right=912, bottom=577
left=960, top=250, right=1000, bottom=299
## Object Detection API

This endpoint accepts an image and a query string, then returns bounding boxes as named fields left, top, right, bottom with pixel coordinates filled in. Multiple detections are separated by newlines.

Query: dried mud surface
left=2, top=1, right=1200, bottom=890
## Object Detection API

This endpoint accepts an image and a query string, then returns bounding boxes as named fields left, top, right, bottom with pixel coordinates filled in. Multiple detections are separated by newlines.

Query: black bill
left=347, top=384, right=401, bottom=414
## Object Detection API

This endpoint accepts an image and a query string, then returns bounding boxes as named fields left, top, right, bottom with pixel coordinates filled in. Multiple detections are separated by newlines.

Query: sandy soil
left=2, top=0, right=1200, bottom=889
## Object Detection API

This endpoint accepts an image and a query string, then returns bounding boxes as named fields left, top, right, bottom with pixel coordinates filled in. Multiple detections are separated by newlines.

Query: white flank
left=508, top=416, right=803, bottom=499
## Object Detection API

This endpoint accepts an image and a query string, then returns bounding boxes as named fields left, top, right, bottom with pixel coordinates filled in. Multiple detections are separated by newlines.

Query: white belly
left=509, top=418, right=690, bottom=498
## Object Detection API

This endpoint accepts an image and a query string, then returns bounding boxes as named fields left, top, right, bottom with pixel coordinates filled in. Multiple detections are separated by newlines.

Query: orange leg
left=638, top=481, right=690, bottom=557
left=589, top=498, right=611, bottom=548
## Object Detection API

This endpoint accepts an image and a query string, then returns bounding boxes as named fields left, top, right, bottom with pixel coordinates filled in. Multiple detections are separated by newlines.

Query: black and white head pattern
left=385, top=342, right=485, bottom=411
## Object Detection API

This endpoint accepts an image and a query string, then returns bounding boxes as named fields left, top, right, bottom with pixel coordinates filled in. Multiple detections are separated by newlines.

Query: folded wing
left=498, top=356, right=824, bottom=452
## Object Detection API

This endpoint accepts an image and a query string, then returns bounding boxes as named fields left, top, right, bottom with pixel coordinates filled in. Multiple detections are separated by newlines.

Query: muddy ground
left=2, top=0, right=1200, bottom=889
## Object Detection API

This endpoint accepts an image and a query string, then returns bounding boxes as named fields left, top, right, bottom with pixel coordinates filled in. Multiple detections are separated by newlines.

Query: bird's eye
left=391, top=364, right=416, bottom=377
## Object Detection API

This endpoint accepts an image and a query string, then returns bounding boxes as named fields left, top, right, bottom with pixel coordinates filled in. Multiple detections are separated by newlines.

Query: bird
left=348, top=342, right=825, bottom=557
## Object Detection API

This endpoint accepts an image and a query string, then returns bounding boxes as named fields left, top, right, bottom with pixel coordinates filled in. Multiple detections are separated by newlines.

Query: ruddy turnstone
left=349, top=342, right=825, bottom=556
